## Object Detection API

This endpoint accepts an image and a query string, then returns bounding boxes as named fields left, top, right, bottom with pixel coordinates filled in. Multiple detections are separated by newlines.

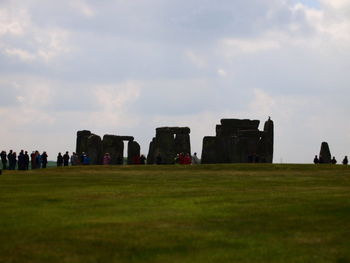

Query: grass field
left=0, top=164, right=350, bottom=263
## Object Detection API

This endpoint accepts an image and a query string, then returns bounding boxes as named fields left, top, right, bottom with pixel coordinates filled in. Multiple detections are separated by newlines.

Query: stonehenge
left=76, top=117, right=274, bottom=165
left=201, top=117, right=274, bottom=164
left=147, top=127, right=191, bottom=164
left=76, top=131, right=140, bottom=165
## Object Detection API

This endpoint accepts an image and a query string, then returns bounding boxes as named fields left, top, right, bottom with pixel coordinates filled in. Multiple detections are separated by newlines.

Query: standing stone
left=154, top=128, right=176, bottom=164
left=319, top=142, right=331, bottom=163
left=102, top=135, right=124, bottom=165
left=128, top=141, right=140, bottom=164
left=174, top=128, right=191, bottom=155
left=76, top=130, right=92, bottom=156
left=87, top=134, right=102, bottom=165
left=147, top=138, right=156, bottom=164
left=201, top=136, right=217, bottom=164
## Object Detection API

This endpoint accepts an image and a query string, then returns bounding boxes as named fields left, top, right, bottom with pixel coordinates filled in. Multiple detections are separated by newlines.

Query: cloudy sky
left=1, top=0, right=350, bottom=163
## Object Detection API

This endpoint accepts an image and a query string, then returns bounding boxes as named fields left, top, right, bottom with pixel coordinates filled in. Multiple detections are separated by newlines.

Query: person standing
left=35, top=151, right=42, bottom=169
left=63, top=151, right=70, bottom=166
left=18, top=150, right=25, bottom=170
left=71, top=152, right=78, bottom=165
left=41, top=152, right=48, bottom=168
left=103, top=153, right=111, bottom=165
left=24, top=151, right=29, bottom=170
left=57, top=153, right=63, bottom=167
left=343, top=156, right=348, bottom=165
left=192, top=152, right=200, bottom=164
left=331, top=156, right=337, bottom=165
left=1, top=151, right=7, bottom=170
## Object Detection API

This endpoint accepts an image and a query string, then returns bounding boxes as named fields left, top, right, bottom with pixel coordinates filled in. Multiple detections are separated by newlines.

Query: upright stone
left=87, top=134, right=102, bottom=165
left=319, top=142, right=331, bottom=163
left=76, top=130, right=92, bottom=156
left=102, top=135, right=124, bottom=165
left=201, top=136, right=217, bottom=164
left=174, top=128, right=191, bottom=155
left=147, top=138, right=156, bottom=164
left=128, top=141, right=140, bottom=164
left=155, top=128, right=176, bottom=164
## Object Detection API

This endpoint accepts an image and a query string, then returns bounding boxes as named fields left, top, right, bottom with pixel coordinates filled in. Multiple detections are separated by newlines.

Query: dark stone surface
left=87, top=134, right=102, bottom=165
left=76, top=130, right=91, bottom=156
left=147, top=138, right=156, bottom=164
left=202, top=118, right=274, bottom=164
left=319, top=141, right=331, bottom=163
left=147, top=127, right=191, bottom=164
left=128, top=141, right=140, bottom=164
left=102, top=135, right=124, bottom=165
left=201, top=137, right=217, bottom=164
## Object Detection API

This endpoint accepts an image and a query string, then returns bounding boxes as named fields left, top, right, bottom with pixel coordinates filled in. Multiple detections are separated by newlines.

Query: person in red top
left=184, top=153, right=192, bottom=165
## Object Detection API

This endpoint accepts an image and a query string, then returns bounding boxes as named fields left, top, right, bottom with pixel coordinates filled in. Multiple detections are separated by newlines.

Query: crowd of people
left=313, top=155, right=348, bottom=165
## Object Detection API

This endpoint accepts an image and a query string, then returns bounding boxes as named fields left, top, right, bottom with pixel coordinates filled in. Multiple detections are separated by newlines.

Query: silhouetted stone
left=128, top=141, right=140, bottom=164
left=87, top=134, right=102, bottom=165
left=319, top=142, right=331, bottom=164
left=202, top=117, right=274, bottom=164
left=76, top=130, right=92, bottom=156
left=102, top=135, right=124, bottom=165
left=147, top=127, right=191, bottom=164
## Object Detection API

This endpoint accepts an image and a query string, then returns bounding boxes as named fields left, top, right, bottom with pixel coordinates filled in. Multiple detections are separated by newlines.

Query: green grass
left=0, top=164, right=350, bottom=263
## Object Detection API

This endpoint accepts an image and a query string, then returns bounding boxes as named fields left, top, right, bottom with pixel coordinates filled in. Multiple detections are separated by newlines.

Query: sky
left=1, top=0, right=350, bottom=163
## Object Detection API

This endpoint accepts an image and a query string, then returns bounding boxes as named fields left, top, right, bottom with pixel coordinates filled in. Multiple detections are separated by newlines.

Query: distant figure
left=156, top=153, right=162, bottom=165
left=18, top=150, right=25, bottom=170
left=192, top=152, right=200, bottom=164
left=1, top=151, right=7, bottom=170
left=35, top=151, right=42, bottom=169
left=24, top=151, right=29, bottom=170
left=71, top=152, right=78, bottom=165
left=184, top=153, right=192, bottom=165
left=57, top=152, right=63, bottom=167
left=331, top=156, right=337, bottom=165
left=83, top=154, right=90, bottom=165
left=140, top=154, right=146, bottom=165
left=103, top=153, right=111, bottom=165
left=8, top=150, right=14, bottom=170
left=41, top=152, right=48, bottom=168
left=313, top=155, right=319, bottom=164
left=30, top=151, right=36, bottom=169
left=342, top=156, right=348, bottom=165
left=63, top=151, right=70, bottom=166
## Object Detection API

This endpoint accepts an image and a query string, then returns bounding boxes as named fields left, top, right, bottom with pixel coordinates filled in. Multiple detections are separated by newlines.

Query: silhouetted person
left=1, top=151, right=7, bottom=170
left=71, top=152, right=78, bottom=165
left=24, top=151, right=29, bottom=170
left=18, top=150, right=25, bottom=170
left=63, top=151, right=70, bottom=166
left=342, top=156, right=348, bottom=165
left=313, top=155, right=319, bottom=164
left=31, top=151, right=36, bottom=169
left=8, top=150, right=14, bottom=170
left=331, top=156, right=337, bottom=165
left=35, top=151, right=41, bottom=169
left=192, top=152, right=200, bottom=164
left=41, top=152, right=48, bottom=168
left=57, top=152, right=63, bottom=167
left=83, top=154, right=90, bottom=165
left=140, top=154, right=146, bottom=165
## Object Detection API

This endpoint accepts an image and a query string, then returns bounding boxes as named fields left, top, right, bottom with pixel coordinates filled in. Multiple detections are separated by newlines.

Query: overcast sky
left=1, top=0, right=350, bottom=163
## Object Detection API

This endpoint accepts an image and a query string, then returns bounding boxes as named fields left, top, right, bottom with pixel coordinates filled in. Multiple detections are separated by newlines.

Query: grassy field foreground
left=0, top=164, right=350, bottom=263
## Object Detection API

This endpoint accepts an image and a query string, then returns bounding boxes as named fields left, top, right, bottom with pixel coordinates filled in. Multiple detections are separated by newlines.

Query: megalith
left=147, top=127, right=191, bottom=164
left=76, top=130, right=92, bottom=156
left=102, top=135, right=124, bottom=165
left=128, top=141, right=141, bottom=164
left=87, top=134, right=103, bottom=165
left=319, top=142, right=331, bottom=164
left=201, top=117, right=274, bottom=164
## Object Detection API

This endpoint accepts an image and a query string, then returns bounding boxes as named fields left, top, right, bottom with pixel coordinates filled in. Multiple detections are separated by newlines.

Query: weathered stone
left=76, top=130, right=91, bottom=156
left=201, top=137, right=217, bottom=164
left=128, top=141, right=140, bottom=164
left=319, top=141, right=331, bottom=163
left=147, top=127, right=191, bottom=164
left=102, top=135, right=124, bottom=165
left=87, top=134, right=102, bottom=165
left=202, top=117, right=274, bottom=164
left=147, top=138, right=156, bottom=164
